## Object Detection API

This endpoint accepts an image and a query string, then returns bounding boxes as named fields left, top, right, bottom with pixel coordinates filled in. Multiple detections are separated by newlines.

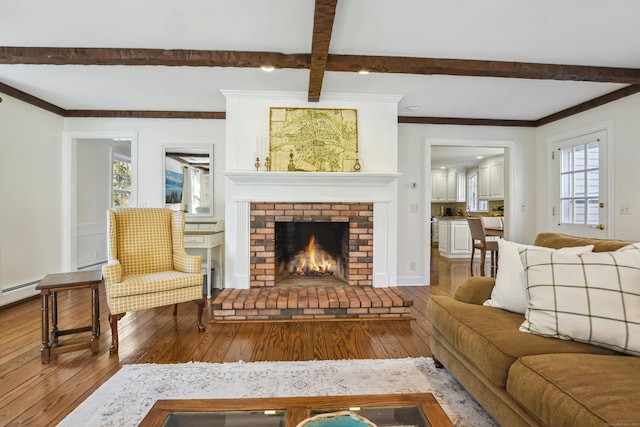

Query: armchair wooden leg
left=195, top=298, right=205, bottom=332
left=433, top=357, right=444, bottom=369
left=108, top=312, right=125, bottom=354
left=173, top=304, right=178, bottom=316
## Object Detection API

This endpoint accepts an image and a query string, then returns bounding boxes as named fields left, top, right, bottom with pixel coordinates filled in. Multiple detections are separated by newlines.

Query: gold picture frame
left=269, top=107, right=359, bottom=172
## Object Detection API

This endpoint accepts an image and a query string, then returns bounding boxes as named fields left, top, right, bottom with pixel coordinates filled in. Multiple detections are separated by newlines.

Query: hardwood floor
left=0, top=248, right=477, bottom=426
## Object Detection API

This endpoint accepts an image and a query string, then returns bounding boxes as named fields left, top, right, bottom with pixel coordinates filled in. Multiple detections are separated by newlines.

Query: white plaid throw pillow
left=519, top=248, right=640, bottom=356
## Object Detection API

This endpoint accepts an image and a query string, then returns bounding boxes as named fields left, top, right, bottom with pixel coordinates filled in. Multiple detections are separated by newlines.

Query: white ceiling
left=1, top=0, right=639, bottom=120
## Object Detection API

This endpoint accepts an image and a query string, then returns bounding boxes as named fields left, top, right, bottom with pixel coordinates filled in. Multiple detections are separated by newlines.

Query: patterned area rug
left=58, top=357, right=497, bottom=427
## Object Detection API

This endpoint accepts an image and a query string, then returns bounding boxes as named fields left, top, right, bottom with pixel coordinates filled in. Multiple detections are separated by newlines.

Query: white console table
left=184, top=222, right=224, bottom=298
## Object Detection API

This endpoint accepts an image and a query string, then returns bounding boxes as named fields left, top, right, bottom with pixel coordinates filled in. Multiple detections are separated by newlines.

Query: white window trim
left=547, top=121, right=614, bottom=237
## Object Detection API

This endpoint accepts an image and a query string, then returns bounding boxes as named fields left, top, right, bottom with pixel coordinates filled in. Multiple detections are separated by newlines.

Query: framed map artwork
left=269, top=107, right=359, bottom=172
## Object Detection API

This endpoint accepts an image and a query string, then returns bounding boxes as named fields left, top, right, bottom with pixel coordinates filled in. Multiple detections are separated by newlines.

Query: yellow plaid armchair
left=102, top=208, right=205, bottom=353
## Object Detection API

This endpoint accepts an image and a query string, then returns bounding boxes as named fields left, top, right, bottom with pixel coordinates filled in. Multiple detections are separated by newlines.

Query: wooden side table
left=35, top=270, right=103, bottom=363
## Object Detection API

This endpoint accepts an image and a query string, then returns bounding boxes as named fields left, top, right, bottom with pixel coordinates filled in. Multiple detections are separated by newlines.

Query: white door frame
left=424, top=137, right=516, bottom=285
left=61, top=131, right=139, bottom=271
left=546, top=121, right=614, bottom=238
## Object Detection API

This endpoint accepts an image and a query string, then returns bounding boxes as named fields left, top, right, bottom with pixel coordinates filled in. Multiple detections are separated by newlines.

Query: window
left=559, top=139, right=600, bottom=225
left=467, top=171, right=487, bottom=212
left=112, top=155, right=131, bottom=207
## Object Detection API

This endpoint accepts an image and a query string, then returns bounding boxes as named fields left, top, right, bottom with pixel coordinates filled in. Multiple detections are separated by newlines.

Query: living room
left=1, top=1, right=640, bottom=425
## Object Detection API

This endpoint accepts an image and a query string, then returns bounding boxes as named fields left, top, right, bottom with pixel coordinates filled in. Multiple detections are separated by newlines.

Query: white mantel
left=224, top=172, right=400, bottom=289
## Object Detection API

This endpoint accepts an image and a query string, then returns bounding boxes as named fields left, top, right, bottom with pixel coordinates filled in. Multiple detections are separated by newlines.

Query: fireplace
left=214, top=172, right=412, bottom=321
left=275, top=222, right=348, bottom=286
left=250, top=202, right=374, bottom=287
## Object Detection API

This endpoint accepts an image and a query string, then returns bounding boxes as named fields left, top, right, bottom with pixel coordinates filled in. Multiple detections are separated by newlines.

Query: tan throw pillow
left=483, top=240, right=593, bottom=314
left=519, top=248, right=640, bottom=356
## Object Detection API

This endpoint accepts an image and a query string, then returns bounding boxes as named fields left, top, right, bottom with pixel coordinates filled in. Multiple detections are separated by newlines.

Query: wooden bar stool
left=35, top=270, right=102, bottom=363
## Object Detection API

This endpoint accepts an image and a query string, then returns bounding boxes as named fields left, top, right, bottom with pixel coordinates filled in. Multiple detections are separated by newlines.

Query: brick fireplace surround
left=250, top=202, right=374, bottom=287
left=212, top=172, right=412, bottom=321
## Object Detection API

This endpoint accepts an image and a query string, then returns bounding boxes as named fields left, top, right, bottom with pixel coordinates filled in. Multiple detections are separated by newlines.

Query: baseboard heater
left=1, top=279, right=41, bottom=307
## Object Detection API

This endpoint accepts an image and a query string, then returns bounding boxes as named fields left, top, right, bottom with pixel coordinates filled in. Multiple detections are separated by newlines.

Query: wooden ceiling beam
left=0, top=47, right=310, bottom=69
left=65, top=110, right=226, bottom=119
left=307, top=0, right=339, bottom=102
left=398, top=116, right=536, bottom=127
left=0, top=81, right=66, bottom=116
left=535, top=84, right=640, bottom=126
left=326, top=54, right=640, bottom=85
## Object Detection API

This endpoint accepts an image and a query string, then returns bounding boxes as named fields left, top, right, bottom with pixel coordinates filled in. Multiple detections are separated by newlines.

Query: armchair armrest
left=174, top=252, right=202, bottom=274
left=102, top=261, right=122, bottom=286
left=454, top=277, right=496, bottom=305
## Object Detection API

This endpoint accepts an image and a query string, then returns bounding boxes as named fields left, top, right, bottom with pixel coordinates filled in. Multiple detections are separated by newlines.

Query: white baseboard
left=395, top=275, right=427, bottom=286
left=0, top=281, right=39, bottom=307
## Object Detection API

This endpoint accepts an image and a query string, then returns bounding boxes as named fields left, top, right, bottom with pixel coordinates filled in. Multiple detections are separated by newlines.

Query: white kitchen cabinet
left=478, top=156, right=504, bottom=200
left=446, top=168, right=466, bottom=202
left=431, top=170, right=447, bottom=202
left=489, top=158, right=504, bottom=199
left=438, top=219, right=472, bottom=258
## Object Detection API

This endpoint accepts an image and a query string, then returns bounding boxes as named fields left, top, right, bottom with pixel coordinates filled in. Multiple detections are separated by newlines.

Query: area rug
left=58, top=357, right=497, bottom=427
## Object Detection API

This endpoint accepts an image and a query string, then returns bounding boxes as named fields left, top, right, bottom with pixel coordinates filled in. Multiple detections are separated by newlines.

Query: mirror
left=163, top=145, right=214, bottom=216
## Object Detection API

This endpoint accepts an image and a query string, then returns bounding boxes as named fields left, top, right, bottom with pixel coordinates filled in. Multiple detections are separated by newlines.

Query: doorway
left=425, top=138, right=515, bottom=285
left=62, top=131, right=138, bottom=271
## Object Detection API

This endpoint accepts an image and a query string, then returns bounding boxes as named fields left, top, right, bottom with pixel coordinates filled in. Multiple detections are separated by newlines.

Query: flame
left=295, top=234, right=333, bottom=275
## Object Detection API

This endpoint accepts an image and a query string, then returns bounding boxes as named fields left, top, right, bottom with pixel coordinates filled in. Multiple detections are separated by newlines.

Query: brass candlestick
left=254, top=157, right=261, bottom=171
left=264, top=156, right=272, bottom=171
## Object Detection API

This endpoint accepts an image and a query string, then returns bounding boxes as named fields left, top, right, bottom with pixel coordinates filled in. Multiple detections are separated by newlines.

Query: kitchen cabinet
left=438, top=219, right=472, bottom=258
left=478, top=156, right=504, bottom=200
left=431, top=170, right=447, bottom=202
left=446, top=168, right=466, bottom=202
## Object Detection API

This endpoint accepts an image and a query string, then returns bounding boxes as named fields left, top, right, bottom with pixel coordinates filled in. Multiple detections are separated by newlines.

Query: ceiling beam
left=3, top=46, right=640, bottom=85
left=307, top=0, right=339, bottom=102
left=535, top=84, right=640, bottom=126
left=398, top=116, right=536, bottom=127
left=326, top=54, right=640, bottom=85
left=0, top=81, right=66, bottom=116
left=0, top=47, right=310, bottom=69
left=65, top=110, right=226, bottom=119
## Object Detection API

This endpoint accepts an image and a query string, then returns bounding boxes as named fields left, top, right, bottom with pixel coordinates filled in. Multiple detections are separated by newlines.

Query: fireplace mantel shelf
left=224, top=171, right=401, bottom=186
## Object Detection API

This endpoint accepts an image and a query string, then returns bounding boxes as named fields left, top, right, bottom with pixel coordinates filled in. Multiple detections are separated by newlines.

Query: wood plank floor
left=0, top=247, right=479, bottom=426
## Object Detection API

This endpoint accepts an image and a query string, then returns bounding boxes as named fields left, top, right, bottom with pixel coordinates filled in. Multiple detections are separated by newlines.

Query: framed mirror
left=163, top=145, right=214, bottom=216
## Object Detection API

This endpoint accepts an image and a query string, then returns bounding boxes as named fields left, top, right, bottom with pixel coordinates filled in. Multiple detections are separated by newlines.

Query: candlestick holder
left=254, top=157, right=261, bottom=171
left=264, top=156, right=272, bottom=171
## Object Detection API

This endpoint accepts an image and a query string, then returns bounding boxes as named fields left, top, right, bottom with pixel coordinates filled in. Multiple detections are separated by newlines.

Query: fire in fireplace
left=275, top=222, right=348, bottom=285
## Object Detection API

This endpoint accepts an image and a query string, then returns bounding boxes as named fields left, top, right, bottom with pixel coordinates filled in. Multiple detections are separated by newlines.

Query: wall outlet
left=409, top=203, right=419, bottom=213
left=409, top=261, right=416, bottom=271
left=619, top=204, right=631, bottom=215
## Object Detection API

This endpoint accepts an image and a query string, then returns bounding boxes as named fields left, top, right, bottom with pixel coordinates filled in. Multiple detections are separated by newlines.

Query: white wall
left=535, top=92, right=640, bottom=241
left=63, top=117, right=226, bottom=217
left=223, top=91, right=400, bottom=172
left=397, top=123, right=537, bottom=284
left=0, top=95, right=64, bottom=304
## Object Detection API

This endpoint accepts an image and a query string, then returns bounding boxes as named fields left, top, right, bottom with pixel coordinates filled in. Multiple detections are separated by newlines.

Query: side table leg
left=40, top=293, right=50, bottom=364
left=51, top=291, right=59, bottom=343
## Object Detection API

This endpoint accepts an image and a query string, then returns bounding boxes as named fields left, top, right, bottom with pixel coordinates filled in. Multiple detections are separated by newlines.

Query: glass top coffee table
left=139, top=393, right=453, bottom=427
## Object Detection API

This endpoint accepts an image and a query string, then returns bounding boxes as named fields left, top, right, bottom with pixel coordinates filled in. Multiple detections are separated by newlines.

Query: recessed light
left=406, top=105, right=420, bottom=112
left=440, top=166, right=446, bottom=169
left=261, top=65, right=275, bottom=72
left=476, top=156, right=484, bottom=159
left=358, top=70, right=369, bottom=75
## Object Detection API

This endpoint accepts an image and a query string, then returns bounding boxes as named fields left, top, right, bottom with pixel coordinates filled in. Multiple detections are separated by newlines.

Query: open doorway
left=62, top=131, right=138, bottom=271
left=425, top=138, right=515, bottom=285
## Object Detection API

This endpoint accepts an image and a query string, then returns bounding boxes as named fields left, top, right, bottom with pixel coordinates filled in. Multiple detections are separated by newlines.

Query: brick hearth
left=211, top=286, right=413, bottom=321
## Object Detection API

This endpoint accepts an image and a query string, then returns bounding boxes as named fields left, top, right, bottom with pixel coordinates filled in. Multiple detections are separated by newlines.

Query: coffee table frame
left=139, top=392, right=453, bottom=427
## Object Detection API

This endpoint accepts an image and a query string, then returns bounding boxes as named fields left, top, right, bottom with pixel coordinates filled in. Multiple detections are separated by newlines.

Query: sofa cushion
left=519, top=248, right=640, bottom=355
left=507, top=354, right=640, bottom=427
left=427, top=295, right=618, bottom=388
left=484, top=240, right=593, bottom=314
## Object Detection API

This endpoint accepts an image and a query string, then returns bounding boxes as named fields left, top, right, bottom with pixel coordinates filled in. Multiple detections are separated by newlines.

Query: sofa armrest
left=454, top=276, right=496, bottom=305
